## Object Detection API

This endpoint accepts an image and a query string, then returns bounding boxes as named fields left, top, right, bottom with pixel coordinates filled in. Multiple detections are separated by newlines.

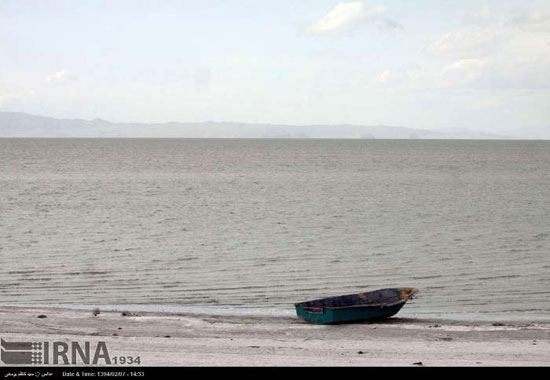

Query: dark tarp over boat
left=295, top=287, right=417, bottom=324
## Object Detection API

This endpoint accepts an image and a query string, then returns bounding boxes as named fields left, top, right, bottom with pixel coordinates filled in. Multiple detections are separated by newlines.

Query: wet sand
left=0, top=306, right=549, bottom=366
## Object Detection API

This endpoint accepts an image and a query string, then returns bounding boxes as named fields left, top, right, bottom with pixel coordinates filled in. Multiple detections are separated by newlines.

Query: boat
left=295, top=287, right=417, bottom=324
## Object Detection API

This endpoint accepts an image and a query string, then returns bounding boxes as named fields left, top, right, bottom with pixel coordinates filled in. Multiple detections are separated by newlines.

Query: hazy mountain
left=0, top=111, right=521, bottom=139
left=502, top=126, right=550, bottom=140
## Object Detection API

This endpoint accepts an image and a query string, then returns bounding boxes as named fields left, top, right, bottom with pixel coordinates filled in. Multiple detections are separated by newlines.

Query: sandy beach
left=0, top=306, right=549, bottom=367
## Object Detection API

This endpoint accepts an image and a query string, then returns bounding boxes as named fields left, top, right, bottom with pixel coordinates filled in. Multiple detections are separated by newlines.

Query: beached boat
left=295, top=287, right=417, bottom=324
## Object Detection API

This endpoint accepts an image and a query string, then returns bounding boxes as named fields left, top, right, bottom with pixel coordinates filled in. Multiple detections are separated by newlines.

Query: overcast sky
left=1, top=0, right=549, bottom=133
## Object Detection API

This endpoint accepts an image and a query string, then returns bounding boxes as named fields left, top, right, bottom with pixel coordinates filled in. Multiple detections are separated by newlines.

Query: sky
left=1, top=0, right=549, bottom=133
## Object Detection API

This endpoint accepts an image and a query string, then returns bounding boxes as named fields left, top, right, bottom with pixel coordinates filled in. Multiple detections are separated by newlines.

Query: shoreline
left=1, top=305, right=549, bottom=366
left=3, top=302, right=550, bottom=324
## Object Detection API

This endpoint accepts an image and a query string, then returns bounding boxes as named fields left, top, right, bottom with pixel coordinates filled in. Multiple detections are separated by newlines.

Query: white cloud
left=463, top=5, right=492, bottom=26
left=437, top=58, right=491, bottom=89
left=429, top=33, right=454, bottom=53
left=508, top=10, right=550, bottom=33
left=306, top=1, right=365, bottom=35
left=373, top=69, right=391, bottom=84
left=428, top=30, right=500, bottom=56
left=427, top=4, right=550, bottom=91
left=304, top=1, right=402, bottom=36
left=441, top=58, right=490, bottom=78
left=44, top=70, right=78, bottom=84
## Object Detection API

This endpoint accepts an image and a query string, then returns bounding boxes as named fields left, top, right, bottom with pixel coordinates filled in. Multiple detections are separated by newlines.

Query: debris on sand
left=121, top=311, right=140, bottom=317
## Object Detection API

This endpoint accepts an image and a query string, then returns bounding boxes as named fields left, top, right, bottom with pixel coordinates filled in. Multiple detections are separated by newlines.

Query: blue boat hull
left=295, top=287, right=417, bottom=324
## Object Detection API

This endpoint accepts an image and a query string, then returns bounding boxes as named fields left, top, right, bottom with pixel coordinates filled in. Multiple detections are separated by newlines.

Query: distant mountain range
left=0, top=111, right=545, bottom=139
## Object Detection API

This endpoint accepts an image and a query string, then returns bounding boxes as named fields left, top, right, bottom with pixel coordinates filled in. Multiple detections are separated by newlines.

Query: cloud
left=428, top=30, right=500, bottom=56
left=429, top=33, right=455, bottom=53
left=463, top=5, right=492, bottom=26
left=373, top=69, right=391, bottom=84
left=304, top=1, right=402, bottom=36
left=508, top=10, right=550, bottom=33
left=441, top=58, right=490, bottom=79
left=44, top=70, right=78, bottom=84
left=435, top=58, right=492, bottom=89
left=429, top=7, right=550, bottom=57
left=427, top=4, right=550, bottom=91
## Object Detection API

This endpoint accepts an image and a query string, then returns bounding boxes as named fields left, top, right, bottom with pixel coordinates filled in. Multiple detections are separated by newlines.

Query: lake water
left=1, top=138, right=549, bottom=321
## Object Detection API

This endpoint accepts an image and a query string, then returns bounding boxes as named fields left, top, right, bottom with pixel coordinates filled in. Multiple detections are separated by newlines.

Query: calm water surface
left=1, top=139, right=549, bottom=320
